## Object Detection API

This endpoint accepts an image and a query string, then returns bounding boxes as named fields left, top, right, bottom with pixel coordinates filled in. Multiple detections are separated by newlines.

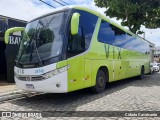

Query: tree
left=94, top=0, right=160, bottom=34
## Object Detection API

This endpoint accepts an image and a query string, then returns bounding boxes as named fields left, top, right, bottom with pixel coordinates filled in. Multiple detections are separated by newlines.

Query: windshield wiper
left=17, top=38, right=44, bottom=66
left=32, top=38, right=44, bottom=66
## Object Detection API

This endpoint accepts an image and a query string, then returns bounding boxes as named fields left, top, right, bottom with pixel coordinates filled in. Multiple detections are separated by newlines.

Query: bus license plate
left=26, top=84, right=34, bottom=89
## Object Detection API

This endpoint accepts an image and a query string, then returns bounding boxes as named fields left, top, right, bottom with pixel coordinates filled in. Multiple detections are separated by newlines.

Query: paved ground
left=0, top=83, right=17, bottom=94
left=0, top=72, right=160, bottom=120
left=0, top=77, right=17, bottom=93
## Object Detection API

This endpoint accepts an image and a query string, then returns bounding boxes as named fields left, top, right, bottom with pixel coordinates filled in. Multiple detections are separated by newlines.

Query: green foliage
left=94, top=0, right=160, bottom=34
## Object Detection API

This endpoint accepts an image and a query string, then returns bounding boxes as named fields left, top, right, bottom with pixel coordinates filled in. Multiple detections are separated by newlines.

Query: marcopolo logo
left=9, top=31, right=22, bottom=45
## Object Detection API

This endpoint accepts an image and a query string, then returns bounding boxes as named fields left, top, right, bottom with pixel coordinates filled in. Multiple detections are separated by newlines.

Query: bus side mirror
left=5, top=27, right=25, bottom=44
left=71, top=12, right=80, bottom=35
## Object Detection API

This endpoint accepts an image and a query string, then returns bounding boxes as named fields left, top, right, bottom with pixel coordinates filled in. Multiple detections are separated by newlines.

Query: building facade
left=0, top=15, right=27, bottom=82
left=154, top=46, right=160, bottom=62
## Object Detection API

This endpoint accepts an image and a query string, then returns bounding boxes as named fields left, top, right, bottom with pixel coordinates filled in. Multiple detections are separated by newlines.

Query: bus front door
left=67, top=55, right=85, bottom=92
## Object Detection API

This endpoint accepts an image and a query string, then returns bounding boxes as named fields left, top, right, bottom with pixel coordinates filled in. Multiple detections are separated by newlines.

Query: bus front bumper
left=15, top=71, right=68, bottom=93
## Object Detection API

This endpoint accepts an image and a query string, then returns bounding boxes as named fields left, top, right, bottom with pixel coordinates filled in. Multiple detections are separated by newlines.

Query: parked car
left=152, top=63, right=160, bottom=72
left=150, top=64, right=154, bottom=74
left=157, top=63, right=160, bottom=69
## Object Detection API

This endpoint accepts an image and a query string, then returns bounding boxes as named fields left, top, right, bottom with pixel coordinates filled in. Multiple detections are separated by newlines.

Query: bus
left=12, top=6, right=150, bottom=93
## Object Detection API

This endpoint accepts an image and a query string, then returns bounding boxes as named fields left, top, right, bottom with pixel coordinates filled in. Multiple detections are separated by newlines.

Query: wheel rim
left=97, top=76, right=104, bottom=88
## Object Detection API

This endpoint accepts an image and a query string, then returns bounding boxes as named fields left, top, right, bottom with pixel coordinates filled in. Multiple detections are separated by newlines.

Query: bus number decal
left=35, top=69, right=44, bottom=74
left=17, top=69, right=24, bottom=75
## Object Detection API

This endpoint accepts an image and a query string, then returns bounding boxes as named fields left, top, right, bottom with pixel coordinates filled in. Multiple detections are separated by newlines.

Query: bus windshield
left=17, top=11, right=68, bottom=65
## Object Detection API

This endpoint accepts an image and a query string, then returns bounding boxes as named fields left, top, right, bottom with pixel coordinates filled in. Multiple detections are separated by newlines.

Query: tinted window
left=98, top=21, right=115, bottom=44
left=98, top=20, right=150, bottom=54
left=67, top=10, right=98, bottom=57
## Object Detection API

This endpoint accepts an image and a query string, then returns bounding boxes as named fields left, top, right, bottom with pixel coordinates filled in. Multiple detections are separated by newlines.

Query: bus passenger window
left=67, top=9, right=98, bottom=58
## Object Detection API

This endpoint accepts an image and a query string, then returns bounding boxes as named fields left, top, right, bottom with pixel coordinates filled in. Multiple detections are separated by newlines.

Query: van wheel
left=138, top=67, right=144, bottom=80
left=91, top=70, right=106, bottom=93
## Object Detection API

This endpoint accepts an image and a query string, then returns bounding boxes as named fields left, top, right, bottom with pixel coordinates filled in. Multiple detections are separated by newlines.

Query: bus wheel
left=138, top=67, right=144, bottom=80
left=91, top=70, right=106, bottom=93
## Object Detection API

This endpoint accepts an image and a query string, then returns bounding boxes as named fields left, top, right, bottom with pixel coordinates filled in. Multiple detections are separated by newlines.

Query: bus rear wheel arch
left=91, top=67, right=109, bottom=93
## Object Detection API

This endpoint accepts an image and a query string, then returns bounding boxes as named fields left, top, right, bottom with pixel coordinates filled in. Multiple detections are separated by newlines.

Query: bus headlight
left=42, top=65, right=70, bottom=79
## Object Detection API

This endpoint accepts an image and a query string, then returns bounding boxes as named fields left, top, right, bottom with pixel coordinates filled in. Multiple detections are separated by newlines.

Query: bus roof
left=29, top=6, right=130, bottom=32
left=28, top=5, right=149, bottom=43
left=29, top=5, right=99, bottom=22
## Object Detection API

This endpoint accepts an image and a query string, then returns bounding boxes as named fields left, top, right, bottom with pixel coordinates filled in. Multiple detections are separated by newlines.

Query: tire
left=138, top=67, right=144, bottom=80
left=91, top=70, right=107, bottom=93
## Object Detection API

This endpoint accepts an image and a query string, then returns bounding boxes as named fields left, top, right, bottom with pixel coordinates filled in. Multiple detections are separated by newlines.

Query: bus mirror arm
left=5, top=27, right=25, bottom=44
left=71, top=12, right=80, bottom=35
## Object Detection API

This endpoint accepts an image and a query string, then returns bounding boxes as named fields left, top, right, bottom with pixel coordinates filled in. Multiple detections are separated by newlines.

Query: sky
left=0, top=0, right=159, bottom=46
